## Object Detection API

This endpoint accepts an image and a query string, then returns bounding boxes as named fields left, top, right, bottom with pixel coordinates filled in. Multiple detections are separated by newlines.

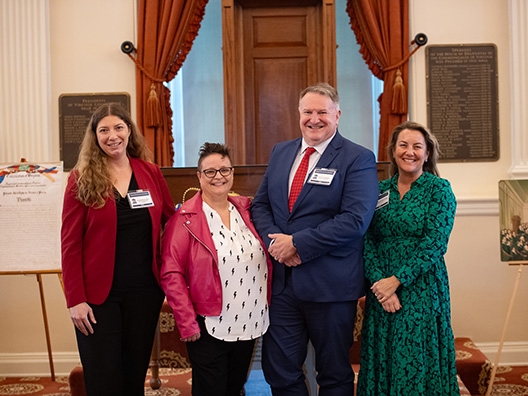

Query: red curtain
left=134, top=0, right=208, bottom=167
left=346, top=0, right=414, bottom=161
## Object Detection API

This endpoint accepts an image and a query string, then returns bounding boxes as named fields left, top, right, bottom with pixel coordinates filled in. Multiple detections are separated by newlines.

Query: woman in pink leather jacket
left=161, top=143, right=272, bottom=396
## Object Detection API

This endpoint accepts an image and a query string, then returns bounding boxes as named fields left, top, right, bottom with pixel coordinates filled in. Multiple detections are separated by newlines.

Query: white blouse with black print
left=202, top=201, right=269, bottom=341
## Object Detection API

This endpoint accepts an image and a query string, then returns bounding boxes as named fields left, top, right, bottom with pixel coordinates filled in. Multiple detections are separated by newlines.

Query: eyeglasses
left=201, top=167, right=233, bottom=178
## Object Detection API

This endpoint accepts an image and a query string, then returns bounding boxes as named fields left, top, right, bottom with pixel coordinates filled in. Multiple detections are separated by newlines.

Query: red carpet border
left=0, top=368, right=193, bottom=396
left=0, top=365, right=527, bottom=395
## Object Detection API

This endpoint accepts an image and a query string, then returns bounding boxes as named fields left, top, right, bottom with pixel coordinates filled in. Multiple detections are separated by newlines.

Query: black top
left=112, top=173, right=157, bottom=291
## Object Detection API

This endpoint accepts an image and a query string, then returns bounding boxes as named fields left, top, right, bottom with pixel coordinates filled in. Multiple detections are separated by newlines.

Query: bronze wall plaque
left=59, top=93, right=131, bottom=170
left=426, top=44, right=499, bottom=162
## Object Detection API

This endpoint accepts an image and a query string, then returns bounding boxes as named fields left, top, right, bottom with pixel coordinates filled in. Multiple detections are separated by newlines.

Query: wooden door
left=222, top=0, right=336, bottom=165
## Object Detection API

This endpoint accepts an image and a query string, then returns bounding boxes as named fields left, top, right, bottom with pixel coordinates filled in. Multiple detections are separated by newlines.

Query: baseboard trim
left=0, top=352, right=80, bottom=377
left=1, top=341, right=526, bottom=377
left=475, top=341, right=528, bottom=366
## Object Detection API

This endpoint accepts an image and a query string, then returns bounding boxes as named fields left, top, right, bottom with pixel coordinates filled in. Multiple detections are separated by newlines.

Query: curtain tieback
left=382, top=43, right=423, bottom=115
left=125, top=53, right=165, bottom=127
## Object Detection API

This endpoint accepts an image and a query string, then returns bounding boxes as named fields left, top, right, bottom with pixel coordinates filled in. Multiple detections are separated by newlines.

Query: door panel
left=253, top=59, right=307, bottom=164
left=222, top=0, right=336, bottom=165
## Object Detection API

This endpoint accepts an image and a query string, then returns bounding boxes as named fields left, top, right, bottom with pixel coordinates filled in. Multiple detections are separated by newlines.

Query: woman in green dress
left=358, top=121, right=460, bottom=396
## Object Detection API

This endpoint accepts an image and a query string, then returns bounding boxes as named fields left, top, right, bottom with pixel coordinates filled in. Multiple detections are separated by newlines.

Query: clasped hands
left=268, top=233, right=301, bottom=267
left=371, top=276, right=402, bottom=313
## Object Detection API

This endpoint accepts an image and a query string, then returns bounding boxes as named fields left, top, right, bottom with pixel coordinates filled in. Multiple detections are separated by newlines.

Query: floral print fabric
left=358, top=172, right=460, bottom=396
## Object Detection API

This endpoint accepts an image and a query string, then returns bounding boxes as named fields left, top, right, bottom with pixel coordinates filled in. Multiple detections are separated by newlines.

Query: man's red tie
left=289, top=147, right=316, bottom=212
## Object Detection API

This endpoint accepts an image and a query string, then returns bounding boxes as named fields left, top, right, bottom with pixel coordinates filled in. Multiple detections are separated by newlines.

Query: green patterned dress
left=357, top=172, right=460, bottom=396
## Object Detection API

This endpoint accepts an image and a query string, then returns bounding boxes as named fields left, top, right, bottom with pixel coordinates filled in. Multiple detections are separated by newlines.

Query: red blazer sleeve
left=157, top=166, right=175, bottom=226
left=151, top=164, right=176, bottom=279
left=61, top=172, right=89, bottom=307
left=61, top=172, right=117, bottom=308
left=133, top=159, right=175, bottom=280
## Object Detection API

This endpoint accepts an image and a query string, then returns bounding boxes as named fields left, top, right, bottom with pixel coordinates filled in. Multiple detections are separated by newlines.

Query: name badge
left=307, top=168, right=337, bottom=186
left=376, top=190, right=390, bottom=210
left=127, top=190, right=155, bottom=209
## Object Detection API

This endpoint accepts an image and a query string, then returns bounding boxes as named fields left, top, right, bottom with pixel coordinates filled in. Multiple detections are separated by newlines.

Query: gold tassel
left=391, top=69, right=407, bottom=114
left=146, top=83, right=162, bottom=127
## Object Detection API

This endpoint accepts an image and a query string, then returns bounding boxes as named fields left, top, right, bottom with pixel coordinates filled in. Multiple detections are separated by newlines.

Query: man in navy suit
left=251, top=83, right=379, bottom=395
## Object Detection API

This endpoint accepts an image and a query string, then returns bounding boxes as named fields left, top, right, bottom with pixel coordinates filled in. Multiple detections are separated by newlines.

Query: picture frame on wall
left=499, top=179, right=528, bottom=262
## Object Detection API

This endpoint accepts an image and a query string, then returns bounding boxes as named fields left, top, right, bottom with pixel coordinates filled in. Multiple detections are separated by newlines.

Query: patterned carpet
left=490, top=365, right=528, bottom=395
left=0, top=368, right=274, bottom=396
left=0, top=365, right=527, bottom=395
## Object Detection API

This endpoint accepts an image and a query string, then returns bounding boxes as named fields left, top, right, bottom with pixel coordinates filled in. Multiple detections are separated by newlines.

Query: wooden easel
left=0, top=270, right=64, bottom=381
left=484, top=262, right=524, bottom=396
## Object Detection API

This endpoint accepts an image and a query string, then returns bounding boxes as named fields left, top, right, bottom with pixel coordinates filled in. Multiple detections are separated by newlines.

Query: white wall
left=409, top=0, right=528, bottom=364
left=0, top=0, right=526, bottom=377
left=0, top=0, right=137, bottom=376
left=49, top=0, right=138, bottom=162
left=410, top=0, right=512, bottom=199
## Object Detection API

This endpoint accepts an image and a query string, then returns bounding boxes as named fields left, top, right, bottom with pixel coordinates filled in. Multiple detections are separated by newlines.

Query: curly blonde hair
left=73, top=103, right=153, bottom=208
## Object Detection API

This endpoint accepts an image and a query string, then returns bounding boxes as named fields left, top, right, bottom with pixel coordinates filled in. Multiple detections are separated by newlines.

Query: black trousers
left=186, top=315, right=256, bottom=396
left=75, top=285, right=164, bottom=396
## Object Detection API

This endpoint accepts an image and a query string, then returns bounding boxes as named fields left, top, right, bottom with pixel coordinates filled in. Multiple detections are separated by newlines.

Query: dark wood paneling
left=243, top=6, right=320, bottom=165
left=254, top=59, right=307, bottom=164
left=161, top=163, right=390, bottom=205
left=237, top=0, right=319, bottom=7
left=252, top=15, right=308, bottom=47
left=161, top=166, right=267, bottom=204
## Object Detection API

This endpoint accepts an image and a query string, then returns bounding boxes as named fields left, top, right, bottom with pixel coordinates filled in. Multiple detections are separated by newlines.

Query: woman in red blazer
left=61, top=103, right=174, bottom=396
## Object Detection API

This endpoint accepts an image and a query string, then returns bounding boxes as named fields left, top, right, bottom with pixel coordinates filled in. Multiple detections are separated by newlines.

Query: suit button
left=186, top=221, right=190, bottom=224
left=288, top=220, right=293, bottom=225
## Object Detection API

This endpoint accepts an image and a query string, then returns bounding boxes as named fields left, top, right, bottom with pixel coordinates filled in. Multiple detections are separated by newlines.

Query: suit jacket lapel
left=315, top=140, right=339, bottom=169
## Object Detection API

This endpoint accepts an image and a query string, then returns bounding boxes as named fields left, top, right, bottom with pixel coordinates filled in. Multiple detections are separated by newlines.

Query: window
left=168, top=0, right=382, bottom=167
left=168, top=1, right=224, bottom=167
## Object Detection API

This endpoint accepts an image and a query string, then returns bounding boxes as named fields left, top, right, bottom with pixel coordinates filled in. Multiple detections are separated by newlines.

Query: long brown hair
left=73, top=103, right=153, bottom=207
left=387, top=121, right=440, bottom=177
